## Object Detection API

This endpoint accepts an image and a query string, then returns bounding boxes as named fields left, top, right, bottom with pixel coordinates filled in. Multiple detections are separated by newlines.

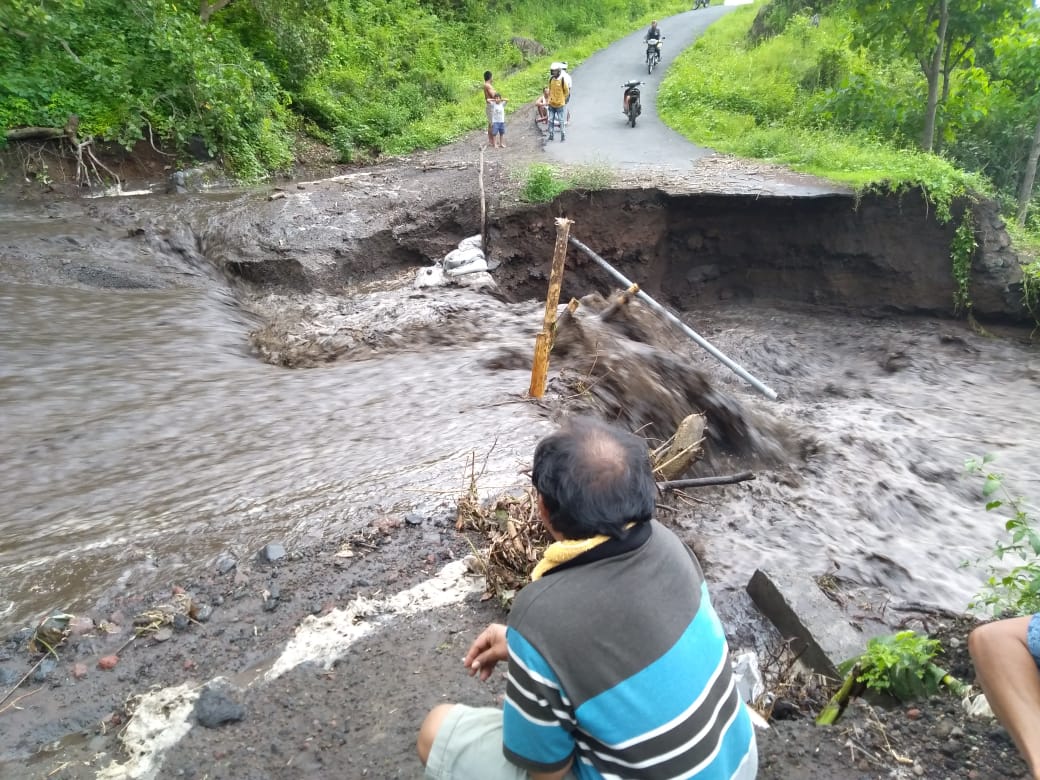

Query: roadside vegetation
left=3, top=0, right=1040, bottom=303
left=0, top=0, right=690, bottom=181
left=658, top=0, right=1040, bottom=306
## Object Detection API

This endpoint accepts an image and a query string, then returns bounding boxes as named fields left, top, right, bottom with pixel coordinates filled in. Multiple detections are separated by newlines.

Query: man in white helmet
left=559, top=62, right=572, bottom=125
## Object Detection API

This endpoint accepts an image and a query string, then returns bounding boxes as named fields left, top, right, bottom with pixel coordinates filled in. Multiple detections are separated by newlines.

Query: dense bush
left=0, top=0, right=690, bottom=178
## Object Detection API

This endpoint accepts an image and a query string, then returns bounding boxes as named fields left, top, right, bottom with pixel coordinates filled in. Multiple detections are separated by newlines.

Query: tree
left=200, top=0, right=235, bottom=22
left=993, top=12, right=1040, bottom=225
left=847, top=0, right=1028, bottom=152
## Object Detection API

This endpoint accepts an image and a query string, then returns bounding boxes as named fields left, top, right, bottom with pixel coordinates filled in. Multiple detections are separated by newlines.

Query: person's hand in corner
left=463, top=622, right=508, bottom=681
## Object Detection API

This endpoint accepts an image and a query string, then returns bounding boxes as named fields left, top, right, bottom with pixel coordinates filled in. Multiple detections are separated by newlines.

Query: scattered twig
left=0, top=657, right=47, bottom=711
left=0, top=686, right=41, bottom=715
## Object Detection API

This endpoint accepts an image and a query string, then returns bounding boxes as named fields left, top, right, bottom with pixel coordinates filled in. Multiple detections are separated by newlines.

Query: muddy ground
left=0, top=107, right=1035, bottom=779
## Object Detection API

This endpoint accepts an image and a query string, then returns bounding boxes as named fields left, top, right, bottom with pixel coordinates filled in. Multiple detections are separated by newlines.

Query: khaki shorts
left=424, top=705, right=577, bottom=780
left=424, top=704, right=758, bottom=780
left=485, top=103, right=495, bottom=124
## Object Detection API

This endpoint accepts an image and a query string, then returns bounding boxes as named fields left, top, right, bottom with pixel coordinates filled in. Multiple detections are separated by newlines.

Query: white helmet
left=550, top=61, right=564, bottom=71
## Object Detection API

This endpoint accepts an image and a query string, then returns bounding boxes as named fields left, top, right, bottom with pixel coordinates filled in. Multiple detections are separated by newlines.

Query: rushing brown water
left=1, top=195, right=1038, bottom=637
left=0, top=278, right=551, bottom=634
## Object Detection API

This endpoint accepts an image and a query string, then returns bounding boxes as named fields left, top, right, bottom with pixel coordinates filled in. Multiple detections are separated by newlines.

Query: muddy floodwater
left=0, top=182, right=1038, bottom=641
left=0, top=279, right=550, bottom=634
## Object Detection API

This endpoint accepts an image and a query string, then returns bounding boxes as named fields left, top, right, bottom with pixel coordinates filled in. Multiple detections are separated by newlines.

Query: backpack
left=547, top=77, right=568, bottom=107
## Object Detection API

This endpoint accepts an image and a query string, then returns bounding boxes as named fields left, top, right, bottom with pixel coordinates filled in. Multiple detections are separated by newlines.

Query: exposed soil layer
left=0, top=110, right=1035, bottom=780
left=1, top=102, right=1027, bottom=325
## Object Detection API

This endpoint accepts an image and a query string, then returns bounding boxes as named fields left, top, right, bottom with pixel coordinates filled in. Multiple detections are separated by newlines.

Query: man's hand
left=463, top=622, right=508, bottom=681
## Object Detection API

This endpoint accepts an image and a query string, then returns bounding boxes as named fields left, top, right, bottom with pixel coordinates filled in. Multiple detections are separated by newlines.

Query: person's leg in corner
left=969, top=615, right=1040, bottom=778
left=417, top=704, right=537, bottom=779
left=417, top=704, right=455, bottom=766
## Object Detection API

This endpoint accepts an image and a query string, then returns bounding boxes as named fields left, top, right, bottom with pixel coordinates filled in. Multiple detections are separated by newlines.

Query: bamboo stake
left=816, top=663, right=862, bottom=726
left=529, top=217, right=574, bottom=398
left=479, top=146, right=488, bottom=257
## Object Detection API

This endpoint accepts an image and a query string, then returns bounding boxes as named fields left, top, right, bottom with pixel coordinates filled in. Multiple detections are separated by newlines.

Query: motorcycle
left=693, top=0, right=709, bottom=9
left=645, top=37, right=664, bottom=74
left=623, top=80, right=643, bottom=128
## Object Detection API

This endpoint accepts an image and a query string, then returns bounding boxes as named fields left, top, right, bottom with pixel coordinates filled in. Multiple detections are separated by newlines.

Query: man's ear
left=535, top=492, right=549, bottom=521
left=536, top=493, right=564, bottom=541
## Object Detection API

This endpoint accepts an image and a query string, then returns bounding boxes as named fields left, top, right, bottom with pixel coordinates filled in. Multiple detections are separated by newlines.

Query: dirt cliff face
left=490, top=188, right=1025, bottom=323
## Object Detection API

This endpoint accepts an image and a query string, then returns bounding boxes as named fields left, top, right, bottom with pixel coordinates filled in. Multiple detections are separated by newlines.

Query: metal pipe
left=568, top=236, right=779, bottom=401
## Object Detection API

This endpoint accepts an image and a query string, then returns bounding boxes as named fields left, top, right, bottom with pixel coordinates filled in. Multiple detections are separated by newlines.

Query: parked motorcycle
left=623, top=80, right=643, bottom=128
left=693, top=0, right=709, bottom=9
left=645, top=37, right=664, bottom=74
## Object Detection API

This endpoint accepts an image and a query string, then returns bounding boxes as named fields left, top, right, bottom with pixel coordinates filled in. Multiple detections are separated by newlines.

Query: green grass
left=516, top=162, right=616, bottom=203
left=657, top=4, right=986, bottom=221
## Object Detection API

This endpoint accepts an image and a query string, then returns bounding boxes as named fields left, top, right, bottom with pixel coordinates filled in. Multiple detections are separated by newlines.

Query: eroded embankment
left=195, top=180, right=1027, bottom=326
left=487, top=189, right=1024, bottom=322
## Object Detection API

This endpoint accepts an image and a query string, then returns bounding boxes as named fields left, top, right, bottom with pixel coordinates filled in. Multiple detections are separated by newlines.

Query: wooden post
left=479, top=146, right=488, bottom=257
left=528, top=217, right=573, bottom=398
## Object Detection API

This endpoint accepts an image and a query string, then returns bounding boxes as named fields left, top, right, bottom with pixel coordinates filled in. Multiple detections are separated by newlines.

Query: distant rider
left=645, top=20, right=663, bottom=62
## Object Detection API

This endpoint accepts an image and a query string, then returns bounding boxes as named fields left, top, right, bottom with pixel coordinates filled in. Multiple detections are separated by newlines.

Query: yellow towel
left=530, top=535, right=613, bottom=581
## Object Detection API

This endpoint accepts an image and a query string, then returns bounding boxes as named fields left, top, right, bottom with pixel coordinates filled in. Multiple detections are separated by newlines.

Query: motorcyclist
left=622, top=80, right=640, bottom=116
left=645, top=20, right=663, bottom=63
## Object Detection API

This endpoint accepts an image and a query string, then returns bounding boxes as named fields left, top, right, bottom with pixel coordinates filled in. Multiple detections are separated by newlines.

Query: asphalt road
left=544, top=5, right=737, bottom=168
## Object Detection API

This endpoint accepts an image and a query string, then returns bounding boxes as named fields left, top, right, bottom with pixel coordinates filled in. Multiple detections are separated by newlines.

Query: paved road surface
left=544, top=6, right=737, bottom=169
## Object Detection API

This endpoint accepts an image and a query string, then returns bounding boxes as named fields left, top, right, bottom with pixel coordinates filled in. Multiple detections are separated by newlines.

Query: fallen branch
left=479, top=146, right=488, bottom=257
left=6, top=127, right=66, bottom=142
left=657, top=471, right=755, bottom=490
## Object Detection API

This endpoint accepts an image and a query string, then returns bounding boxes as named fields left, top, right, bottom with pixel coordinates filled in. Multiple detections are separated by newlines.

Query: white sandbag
left=414, top=265, right=448, bottom=288
left=453, top=271, right=497, bottom=290
left=458, top=235, right=483, bottom=251
left=445, top=257, right=488, bottom=278
left=443, top=246, right=485, bottom=271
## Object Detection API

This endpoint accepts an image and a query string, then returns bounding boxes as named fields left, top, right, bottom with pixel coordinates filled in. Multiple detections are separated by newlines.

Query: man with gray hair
left=417, top=416, right=758, bottom=779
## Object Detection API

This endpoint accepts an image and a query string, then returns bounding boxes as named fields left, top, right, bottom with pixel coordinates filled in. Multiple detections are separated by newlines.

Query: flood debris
left=546, top=292, right=776, bottom=459
left=651, top=412, right=706, bottom=480
left=456, top=486, right=549, bottom=607
left=132, top=590, right=199, bottom=639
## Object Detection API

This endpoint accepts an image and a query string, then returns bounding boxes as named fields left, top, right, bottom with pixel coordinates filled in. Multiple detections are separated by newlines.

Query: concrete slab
left=746, top=569, right=865, bottom=681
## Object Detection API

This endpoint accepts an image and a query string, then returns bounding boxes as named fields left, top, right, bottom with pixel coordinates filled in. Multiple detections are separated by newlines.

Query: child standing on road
left=488, top=93, right=508, bottom=148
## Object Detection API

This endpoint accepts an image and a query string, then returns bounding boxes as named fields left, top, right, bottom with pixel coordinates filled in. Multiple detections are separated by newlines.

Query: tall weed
left=965, top=455, right=1040, bottom=617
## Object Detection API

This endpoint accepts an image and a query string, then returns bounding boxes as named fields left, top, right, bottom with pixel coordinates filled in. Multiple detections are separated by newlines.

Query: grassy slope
left=657, top=5, right=987, bottom=223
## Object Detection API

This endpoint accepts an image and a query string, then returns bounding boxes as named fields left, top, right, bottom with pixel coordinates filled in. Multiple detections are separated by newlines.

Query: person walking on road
left=483, top=71, right=496, bottom=146
left=546, top=65, right=569, bottom=142
left=560, top=62, right=573, bottom=125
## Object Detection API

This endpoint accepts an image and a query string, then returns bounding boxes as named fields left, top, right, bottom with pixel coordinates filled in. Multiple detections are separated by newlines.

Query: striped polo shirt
left=503, top=520, right=755, bottom=779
